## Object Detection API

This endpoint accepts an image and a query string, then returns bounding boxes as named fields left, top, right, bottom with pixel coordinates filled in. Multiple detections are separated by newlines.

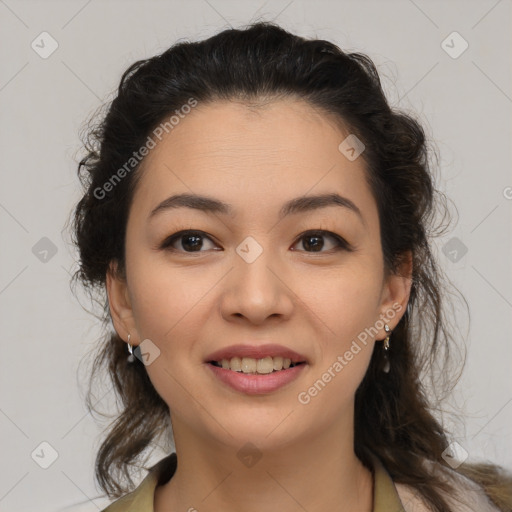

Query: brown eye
left=161, top=230, right=218, bottom=253
left=291, top=230, right=352, bottom=253
left=160, top=229, right=353, bottom=254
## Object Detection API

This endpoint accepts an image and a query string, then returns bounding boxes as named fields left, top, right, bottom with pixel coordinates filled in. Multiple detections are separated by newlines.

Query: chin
left=203, top=410, right=303, bottom=450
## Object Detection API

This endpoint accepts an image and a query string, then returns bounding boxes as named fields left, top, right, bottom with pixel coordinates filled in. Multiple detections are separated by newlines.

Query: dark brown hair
left=68, top=21, right=512, bottom=511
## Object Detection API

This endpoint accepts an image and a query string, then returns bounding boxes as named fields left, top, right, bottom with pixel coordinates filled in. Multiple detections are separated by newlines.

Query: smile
left=208, top=356, right=305, bottom=374
left=206, top=358, right=308, bottom=394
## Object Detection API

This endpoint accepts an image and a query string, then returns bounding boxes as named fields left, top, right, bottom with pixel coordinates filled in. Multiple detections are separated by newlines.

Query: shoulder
left=393, top=458, right=501, bottom=512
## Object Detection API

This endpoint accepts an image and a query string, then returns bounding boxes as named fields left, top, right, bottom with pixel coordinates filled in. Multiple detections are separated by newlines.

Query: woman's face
left=107, top=98, right=410, bottom=451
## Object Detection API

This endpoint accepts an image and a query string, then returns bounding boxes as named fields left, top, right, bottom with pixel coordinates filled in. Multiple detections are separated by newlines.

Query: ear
left=377, top=250, right=413, bottom=339
left=106, top=259, right=139, bottom=346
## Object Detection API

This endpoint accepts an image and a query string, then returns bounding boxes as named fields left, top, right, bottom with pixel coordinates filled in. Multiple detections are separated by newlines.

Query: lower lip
left=206, top=363, right=307, bottom=395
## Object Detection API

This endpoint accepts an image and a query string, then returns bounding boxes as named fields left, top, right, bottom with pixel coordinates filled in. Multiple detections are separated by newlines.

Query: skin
left=107, top=98, right=412, bottom=512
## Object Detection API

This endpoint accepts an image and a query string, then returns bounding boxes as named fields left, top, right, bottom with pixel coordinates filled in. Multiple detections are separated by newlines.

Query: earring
left=127, top=334, right=135, bottom=363
left=382, top=324, right=391, bottom=373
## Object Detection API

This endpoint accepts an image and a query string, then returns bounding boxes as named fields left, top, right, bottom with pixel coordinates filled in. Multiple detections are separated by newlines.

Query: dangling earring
left=127, top=334, right=135, bottom=363
left=382, top=324, right=391, bottom=373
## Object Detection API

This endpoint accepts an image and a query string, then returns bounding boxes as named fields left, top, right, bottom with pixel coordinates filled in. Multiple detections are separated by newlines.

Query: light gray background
left=1, top=1, right=511, bottom=511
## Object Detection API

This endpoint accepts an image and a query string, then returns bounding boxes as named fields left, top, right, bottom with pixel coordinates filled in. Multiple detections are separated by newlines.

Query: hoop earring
left=127, top=334, right=135, bottom=363
left=382, top=324, right=391, bottom=373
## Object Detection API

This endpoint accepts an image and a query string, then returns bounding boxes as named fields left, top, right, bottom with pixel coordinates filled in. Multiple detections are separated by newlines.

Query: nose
left=220, top=245, right=294, bottom=325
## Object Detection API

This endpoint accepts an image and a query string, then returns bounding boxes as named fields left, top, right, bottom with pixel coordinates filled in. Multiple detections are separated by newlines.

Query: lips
left=205, top=343, right=308, bottom=364
left=207, top=362, right=307, bottom=394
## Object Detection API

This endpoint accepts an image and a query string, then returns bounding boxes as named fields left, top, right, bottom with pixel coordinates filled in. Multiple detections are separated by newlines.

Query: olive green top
left=100, top=452, right=406, bottom=512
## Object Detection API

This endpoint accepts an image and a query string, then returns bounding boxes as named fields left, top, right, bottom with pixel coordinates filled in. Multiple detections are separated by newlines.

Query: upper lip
left=205, top=344, right=308, bottom=364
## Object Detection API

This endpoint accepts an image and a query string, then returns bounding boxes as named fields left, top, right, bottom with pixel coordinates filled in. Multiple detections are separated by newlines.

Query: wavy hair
left=68, top=21, right=512, bottom=511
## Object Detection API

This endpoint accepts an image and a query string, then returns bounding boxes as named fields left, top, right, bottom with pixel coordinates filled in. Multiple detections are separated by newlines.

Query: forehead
left=130, top=99, right=378, bottom=228
left=142, top=98, right=349, bottom=171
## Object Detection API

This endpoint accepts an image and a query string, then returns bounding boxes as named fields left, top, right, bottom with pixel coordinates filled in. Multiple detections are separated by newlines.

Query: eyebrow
left=148, top=192, right=365, bottom=225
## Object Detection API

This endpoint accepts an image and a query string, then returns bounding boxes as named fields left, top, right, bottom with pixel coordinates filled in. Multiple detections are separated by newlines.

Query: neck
left=154, top=414, right=373, bottom=512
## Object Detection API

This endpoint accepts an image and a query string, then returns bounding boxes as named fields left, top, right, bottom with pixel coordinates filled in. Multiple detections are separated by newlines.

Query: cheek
left=125, top=263, right=214, bottom=407
left=128, top=268, right=209, bottom=413
left=127, top=254, right=215, bottom=340
left=295, top=351, right=370, bottom=427
left=292, top=265, right=382, bottom=404
left=296, top=274, right=379, bottom=413
left=298, top=262, right=383, bottom=346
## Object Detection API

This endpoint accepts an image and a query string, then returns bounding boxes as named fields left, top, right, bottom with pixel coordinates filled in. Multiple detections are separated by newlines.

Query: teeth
left=229, top=356, right=242, bottom=372
left=215, top=356, right=296, bottom=374
left=273, top=356, right=283, bottom=370
left=257, top=357, right=274, bottom=374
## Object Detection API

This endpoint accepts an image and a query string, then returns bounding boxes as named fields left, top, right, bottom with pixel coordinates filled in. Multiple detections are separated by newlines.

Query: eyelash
left=159, top=229, right=354, bottom=254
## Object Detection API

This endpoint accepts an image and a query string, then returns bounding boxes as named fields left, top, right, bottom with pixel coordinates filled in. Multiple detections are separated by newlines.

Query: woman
left=70, top=21, right=512, bottom=512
